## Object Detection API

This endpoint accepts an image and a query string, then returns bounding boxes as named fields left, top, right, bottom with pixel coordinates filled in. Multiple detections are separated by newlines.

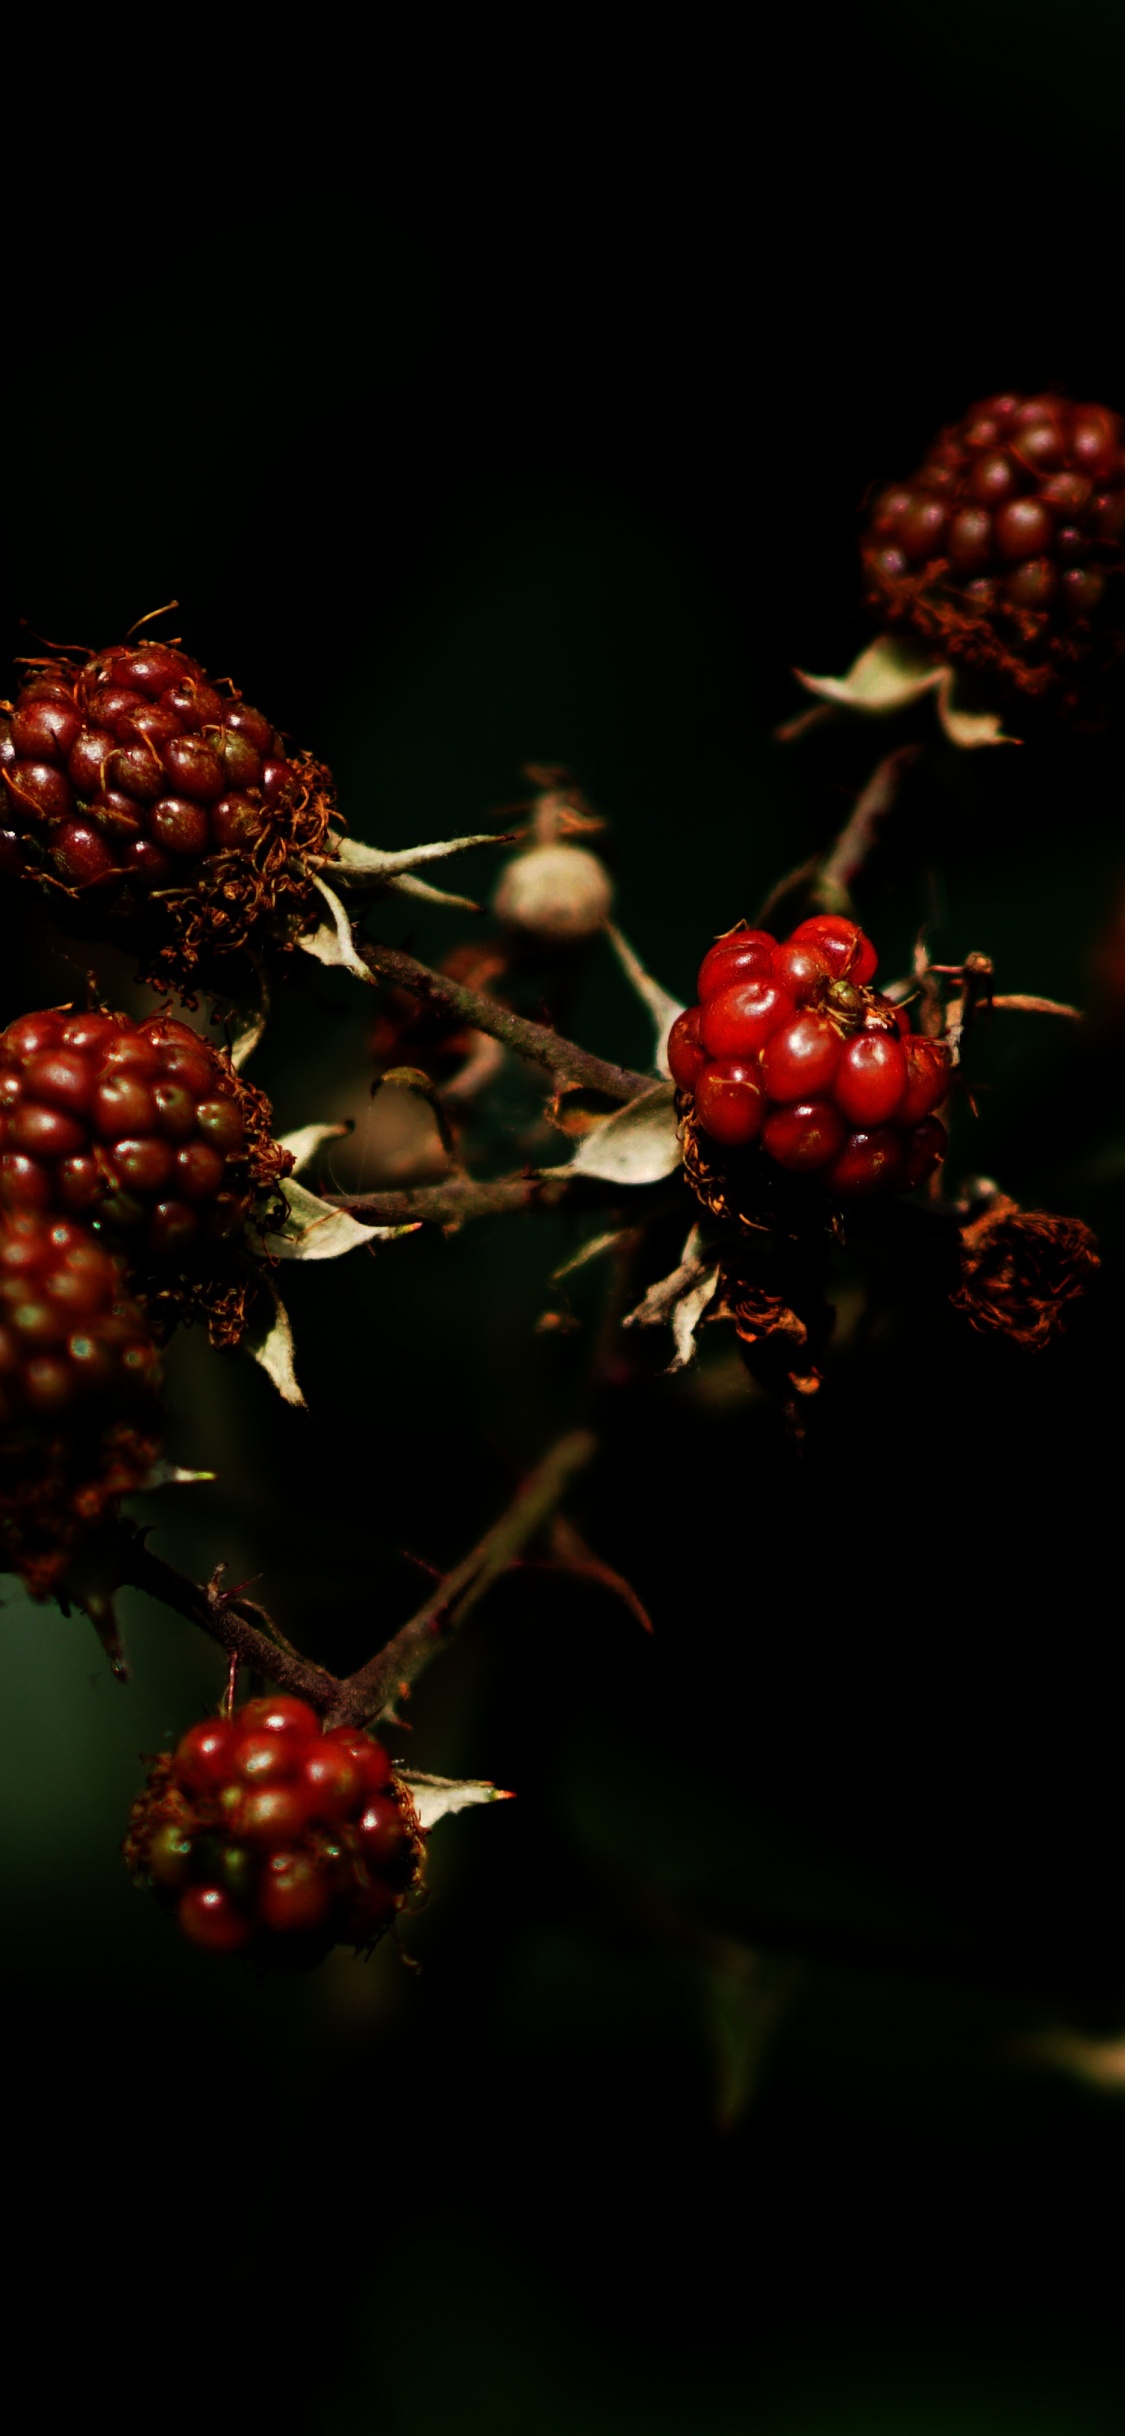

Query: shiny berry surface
left=0, top=640, right=298, bottom=901
left=862, top=392, right=1125, bottom=706
left=0, top=1007, right=266, bottom=1263
left=124, top=1702, right=423, bottom=1965
left=680, top=915, right=951, bottom=1199
left=0, top=1208, right=160, bottom=1426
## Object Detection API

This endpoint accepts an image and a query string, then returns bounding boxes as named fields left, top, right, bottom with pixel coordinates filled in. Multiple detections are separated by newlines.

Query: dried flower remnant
left=952, top=1196, right=1099, bottom=1348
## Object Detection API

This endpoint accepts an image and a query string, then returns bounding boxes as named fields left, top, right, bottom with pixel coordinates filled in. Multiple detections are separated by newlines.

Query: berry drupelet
left=862, top=393, right=1125, bottom=711
left=669, top=915, right=949, bottom=1205
left=0, top=1008, right=292, bottom=1339
left=124, top=1697, right=423, bottom=1963
left=0, top=637, right=336, bottom=986
left=0, top=1209, right=162, bottom=1593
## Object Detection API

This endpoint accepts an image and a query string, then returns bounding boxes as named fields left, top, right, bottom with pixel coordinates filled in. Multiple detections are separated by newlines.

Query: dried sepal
left=793, top=635, right=1014, bottom=748
left=136, top=755, right=338, bottom=992
left=951, top=1195, right=1100, bottom=1348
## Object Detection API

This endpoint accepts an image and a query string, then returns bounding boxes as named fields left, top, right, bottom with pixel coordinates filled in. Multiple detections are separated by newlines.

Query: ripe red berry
left=697, top=931, right=777, bottom=1000
left=700, top=979, right=795, bottom=1059
left=833, top=1031, right=908, bottom=1127
left=0, top=635, right=338, bottom=988
left=897, top=1037, right=951, bottom=1125
left=760, top=1012, right=842, bottom=1102
left=862, top=392, right=1125, bottom=712
left=693, top=1060, right=765, bottom=1146
left=679, top=913, right=954, bottom=1205
left=176, top=1719, right=239, bottom=1794
left=667, top=1007, right=707, bottom=1092
left=788, top=915, right=878, bottom=986
left=124, top=1704, right=423, bottom=1965
left=179, top=1885, right=254, bottom=1953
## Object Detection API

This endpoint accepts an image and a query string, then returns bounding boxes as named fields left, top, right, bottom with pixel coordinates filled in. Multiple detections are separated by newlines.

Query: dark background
left=3, top=13, right=1125, bottom=2431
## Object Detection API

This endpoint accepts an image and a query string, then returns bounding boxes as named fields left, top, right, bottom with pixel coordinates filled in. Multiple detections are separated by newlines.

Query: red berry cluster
left=0, top=1210, right=160, bottom=1423
left=668, top=915, right=950, bottom=1198
left=124, top=1697, right=423, bottom=1962
left=0, top=1208, right=162, bottom=1593
left=0, top=639, right=336, bottom=987
left=862, top=393, right=1125, bottom=705
left=0, top=1008, right=288, bottom=1273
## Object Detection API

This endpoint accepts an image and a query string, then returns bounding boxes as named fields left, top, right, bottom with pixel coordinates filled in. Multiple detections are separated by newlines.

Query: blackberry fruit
left=862, top=393, right=1125, bottom=711
left=0, top=1209, right=162, bottom=1594
left=124, top=1697, right=424, bottom=1964
left=0, top=635, right=336, bottom=986
left=670, top=915, right=950, bottom=1211
left=0, top=1008, right=292, bottom=1341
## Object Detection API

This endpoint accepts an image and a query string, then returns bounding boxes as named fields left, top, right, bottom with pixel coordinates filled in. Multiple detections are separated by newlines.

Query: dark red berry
left=862, top=391, right=1125, bottom=712
left=825, top=1129, right=904, bottom=1197
left=899, top=1117, right=947, bottom=1191
left=0, top=635, right=338, bottom=990
left=0, top=1005, right=290, bottom=1296
left=176, top=1719, right=239, bottom=1793
left=694, top=1059, right=765, bottom=1147
left=667, top=1008, right=706, bottom=1092
left=760, top=1098, right=846, bottom=1171
left=897, top=1037, right=951, bottom=1125
left=123, top=1704, right=423, bottom=1966
left=0, top=1206, right=163, bottom=1593
left=179, top=1885, right=253, bottom=1953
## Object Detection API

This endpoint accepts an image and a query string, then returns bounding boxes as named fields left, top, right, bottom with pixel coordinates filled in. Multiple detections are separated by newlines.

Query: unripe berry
left=493, top=843, right=613, bottom=941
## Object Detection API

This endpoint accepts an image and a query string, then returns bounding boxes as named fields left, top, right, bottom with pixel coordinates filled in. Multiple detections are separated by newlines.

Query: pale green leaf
left=396, top=1770, right=515, bottom=1830
left=795, top=633, right=944, bottom=712
left=384, top=871, right=482, bottom=912
left=935, top=668, right=1017, bottom=749
left=331, top=831, right=502, bottom=882
left=277, top=1122, right=351, bottom=1178
left=297, top=875, right=375, bottom=983
left=544, top=1083, right=681, bottom=1186
left=135, top=1461, right=217, bottom=1490
left=264, top=1175, right=412, bottom=1261
left=244, top=1284, right=305, bottom=1408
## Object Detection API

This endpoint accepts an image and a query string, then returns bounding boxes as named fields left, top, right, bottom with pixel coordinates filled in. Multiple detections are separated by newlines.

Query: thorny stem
left=122, top=1539, right=340, bottom=1710
left=359, top=937, right=650, bottom=1105
left=815, top=745, right=922, bottom=907
left=329, top=1173, right=687, bottom=1227
left=123, top=1431, right=598, bottom=1731
left=757, top=744, right=920, bottom=928
left=328, top=1427, right=598, bottom=1727
left=331, top=1174, right=577, bottom=1225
